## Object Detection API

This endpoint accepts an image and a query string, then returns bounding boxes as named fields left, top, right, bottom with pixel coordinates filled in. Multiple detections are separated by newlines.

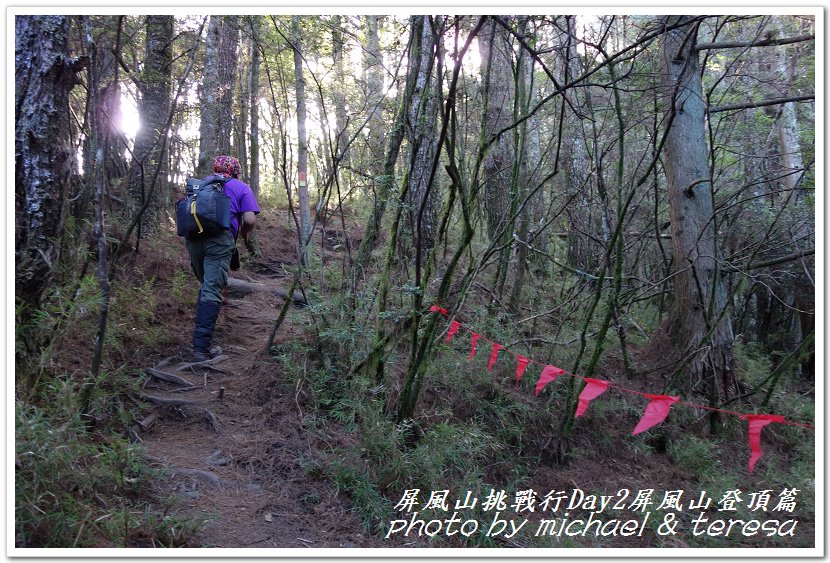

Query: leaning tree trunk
left=660, top=16, right=735, bottom=404
left=15, top=15, right=81, bottom=308
left=198, top=16, right=239, bottom=176
left=394, top=16, right=486, bottom=423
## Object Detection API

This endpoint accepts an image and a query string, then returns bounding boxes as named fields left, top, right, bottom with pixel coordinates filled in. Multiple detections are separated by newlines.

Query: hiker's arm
left=240, top=211, right=256, bottom=239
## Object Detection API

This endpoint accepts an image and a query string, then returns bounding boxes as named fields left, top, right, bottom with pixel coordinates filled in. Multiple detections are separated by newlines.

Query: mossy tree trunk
left=15, top=15, right=82, bottom=309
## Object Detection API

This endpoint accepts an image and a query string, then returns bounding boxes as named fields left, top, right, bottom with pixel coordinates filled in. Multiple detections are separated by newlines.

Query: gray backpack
left=175, top=175, right=231, bottom=239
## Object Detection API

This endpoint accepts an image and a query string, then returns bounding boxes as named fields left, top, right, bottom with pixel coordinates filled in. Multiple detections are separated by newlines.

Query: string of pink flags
left=428, top=305, right=815, bottom=474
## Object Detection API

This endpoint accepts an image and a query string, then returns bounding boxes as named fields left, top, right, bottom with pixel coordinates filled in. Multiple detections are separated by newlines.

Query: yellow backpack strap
left=190, top=197, right=204, bottom=234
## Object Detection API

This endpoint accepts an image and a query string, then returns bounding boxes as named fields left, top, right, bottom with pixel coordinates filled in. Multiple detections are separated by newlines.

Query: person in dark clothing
left=187, top=155, right=260, bottom=361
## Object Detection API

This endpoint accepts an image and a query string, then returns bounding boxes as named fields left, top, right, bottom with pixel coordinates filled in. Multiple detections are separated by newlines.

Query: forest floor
left=136, top=217, right=398, bottom=550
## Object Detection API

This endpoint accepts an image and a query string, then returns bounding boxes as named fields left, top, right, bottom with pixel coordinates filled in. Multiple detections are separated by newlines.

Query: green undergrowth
left=15, top=385, right=198, bottom=547
left=275, top=295, right=816, bottom=549
left=15, top=236, right=201, bottom=548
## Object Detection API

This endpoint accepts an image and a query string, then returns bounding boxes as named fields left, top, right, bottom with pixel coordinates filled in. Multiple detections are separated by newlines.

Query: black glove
left=230, top=247, right=241, bottom=271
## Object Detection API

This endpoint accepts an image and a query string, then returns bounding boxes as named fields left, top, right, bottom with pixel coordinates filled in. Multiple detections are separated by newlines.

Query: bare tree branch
left=709, top=94, right=814, bottom=113
left=722, top=248, right=815, bottom=273
left=695, top=33, right=815, bottom=51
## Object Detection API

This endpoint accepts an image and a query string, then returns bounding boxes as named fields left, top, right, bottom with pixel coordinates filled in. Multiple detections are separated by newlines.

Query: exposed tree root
left=146, top=367, right=195, bottom=388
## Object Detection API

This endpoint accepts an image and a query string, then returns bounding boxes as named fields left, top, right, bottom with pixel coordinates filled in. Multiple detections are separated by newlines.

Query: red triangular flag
left=535, top=365, right=565, bottom=396
left=487, top=343, right=504, bottom=372
left=468, top=333, right=480, bottom=361
left=632, top=394, right=680, bottom=435
left=741, top=414, right=786, bottom=473
left=445, top=320, right=460, bottom=343
left=575, top=378, right=609, bottom=417
left=429, top=305, right=448, bottom=315
left=515, top=355, right=531, bottom=384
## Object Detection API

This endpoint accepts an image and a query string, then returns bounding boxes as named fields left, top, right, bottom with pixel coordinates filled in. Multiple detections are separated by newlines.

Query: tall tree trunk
left=394, top=16, right=486, bottom=423
left=244, top=17, right=262, bottom=256
left=291, top=15, right=313, bottom=266
left=478, top=16, right=515, bottom=245
left=15, top=15, right=81, bottom=307
left=520, top=18, right=547, bottom=276
left=85, top=17, right=111, bottom=396
left=82, top=17, right=127, bottom=187
left=773, top=17, right=813, bottom=377
left=198, top=16, right=239, bottom=176
left=773, top=18, right=807, bottom=204
left=402, top=15, right=441, bottom=259
left=353, top=19, right=414, bottom=269
left=508, top=16, right=539, bottom=311
left=364, top=15, right=385, bottom=186
left=660, top=16, right=735, bottom=404
left=360, top=16, right=429, bottom=385
left=560, top=16, right=597, bottom=274
left=331, top=15, right=350, bottom=165
left=235, top=38, right=249, bottom=181
left=248, top=18, right=261, bottom=193
left=479, top=16, right=518, bottom=297
left=126, top=15, right=173, bottom=236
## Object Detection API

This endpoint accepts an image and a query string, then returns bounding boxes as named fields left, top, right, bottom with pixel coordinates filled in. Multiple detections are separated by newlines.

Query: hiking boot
left=192, top=348, right=211, bottom=362
left=192, top=346, right=223, bottom=363
left=192, top=299, right=221, bottom=361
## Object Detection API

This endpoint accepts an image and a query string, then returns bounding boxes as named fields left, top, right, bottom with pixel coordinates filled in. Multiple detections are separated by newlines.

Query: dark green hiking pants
left=186, top=232, right=235, bottom=303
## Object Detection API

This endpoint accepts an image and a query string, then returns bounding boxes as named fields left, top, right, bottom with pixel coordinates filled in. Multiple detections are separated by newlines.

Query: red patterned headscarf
left=213, top=155, right=241, bottom=178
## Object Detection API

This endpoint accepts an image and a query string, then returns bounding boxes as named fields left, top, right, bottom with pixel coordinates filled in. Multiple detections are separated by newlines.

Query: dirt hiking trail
left=138, top=221, right=390, bottom=549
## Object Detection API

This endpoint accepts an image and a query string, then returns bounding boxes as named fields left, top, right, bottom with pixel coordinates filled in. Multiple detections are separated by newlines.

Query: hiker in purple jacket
left=187, top=155, right=261, bottom=361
